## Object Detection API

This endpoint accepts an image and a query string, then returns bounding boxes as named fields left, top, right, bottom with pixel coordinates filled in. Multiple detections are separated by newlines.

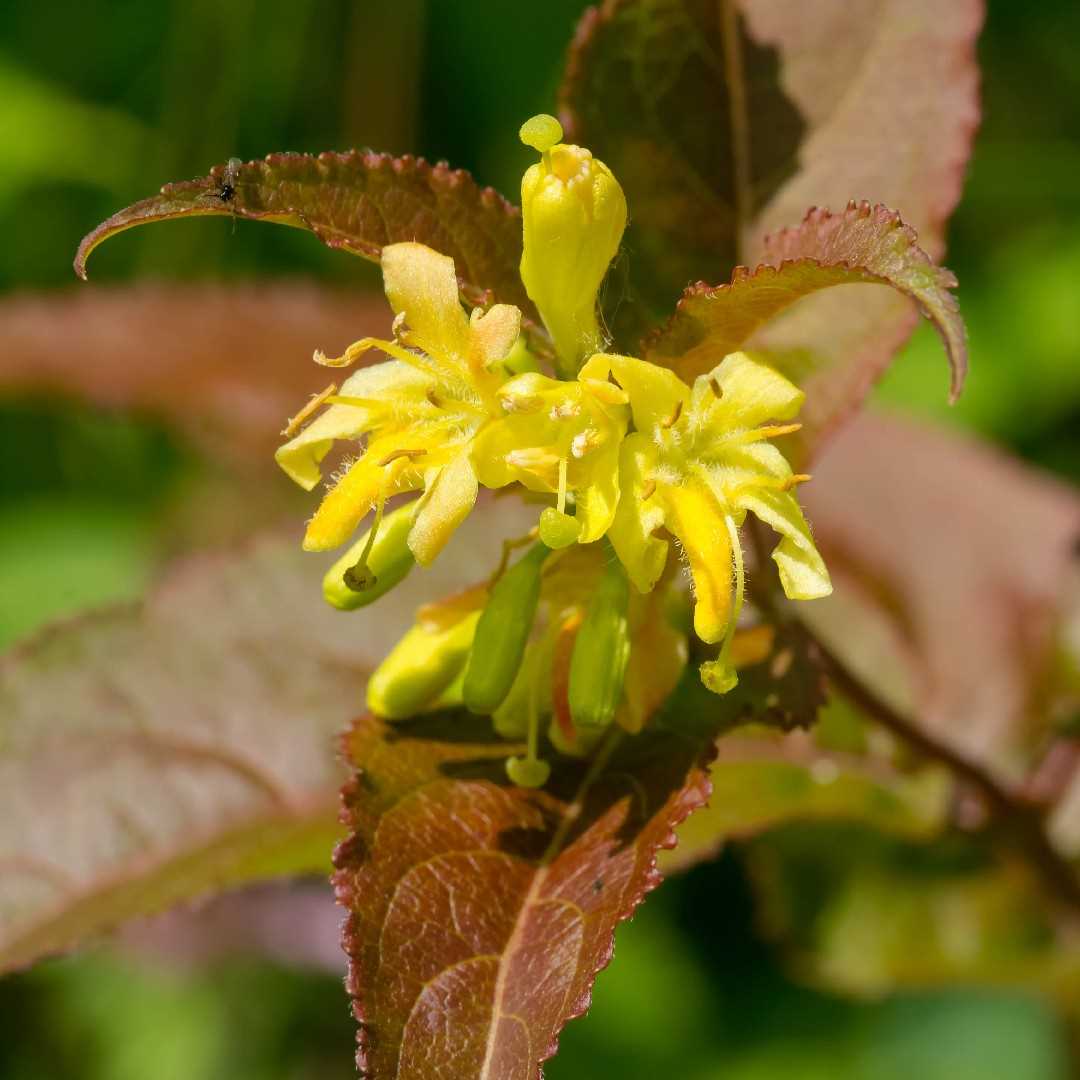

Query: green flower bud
left=568, top=554, right=631, bottom=731
left=322, top=502, right=416, bottom=611
left=519, top=114, right=627, bottom=375
left=463, top=541, right=549, bottom=715
left=367, top=610, right=480, bottom=720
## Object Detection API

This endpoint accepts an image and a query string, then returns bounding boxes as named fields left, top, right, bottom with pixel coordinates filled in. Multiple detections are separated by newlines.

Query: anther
left=709, top=376, right=723, bottom=398
left=640, top=479, right=657, bottom=502
left=660, top=400, right=683, bottom=428
left=377, top=448, right=426, bottom=466
left=781, top=473, right=812, bottom=491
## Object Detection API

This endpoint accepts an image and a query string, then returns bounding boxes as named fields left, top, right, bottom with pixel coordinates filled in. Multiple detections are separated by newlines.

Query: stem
left=743, top=517, right=1080, bottom=918
left=814, top=636, right=1080, bottom=919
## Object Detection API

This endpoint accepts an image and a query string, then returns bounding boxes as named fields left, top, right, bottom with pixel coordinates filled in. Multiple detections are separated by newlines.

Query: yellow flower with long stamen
left=604, top=350, right=832, bottom=693
left=472, top=353, right=629, bottom=547
left=275, top=241, right=521, bottom=565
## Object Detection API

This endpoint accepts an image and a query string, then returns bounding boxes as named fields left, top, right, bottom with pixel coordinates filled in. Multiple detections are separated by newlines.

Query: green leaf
left=333, top=676, right=734, bottom=1080
left=0, top=506, right=528, bottom=974
left=748, top=825, right=1080, bottom=1006
left=561, top=0, right=981, bottom=401
left=644, top=202, right=967, bottom=458
left=663, top=730, right=949, bottom=876
left=73, top=153, right=541, bottom=333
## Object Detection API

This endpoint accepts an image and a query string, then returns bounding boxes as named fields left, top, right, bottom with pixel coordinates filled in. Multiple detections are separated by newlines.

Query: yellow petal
left=703, top=351, right=804, bottom=430
left=664, top=482, right=733, bottom=643
left=739, top=487, right=832, bottom=600
left=468, top=303, right=521, bottom=370
left=381, top=242, right=469, bottom=365
left=408, top=452, right=479, bottom=565
left=275, top=360, right=427, bottom=489
left=303, top=437, right=420, bottom=551
left=572, top=437, right=621, bottom=543
left=607, top=354, right=690, bottom=433
left=607, top=434, right=668, bottom=593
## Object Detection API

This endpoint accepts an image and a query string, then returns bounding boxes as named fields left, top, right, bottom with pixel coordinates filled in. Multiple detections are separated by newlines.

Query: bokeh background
left=1, top=1, right=1078, bottom=1076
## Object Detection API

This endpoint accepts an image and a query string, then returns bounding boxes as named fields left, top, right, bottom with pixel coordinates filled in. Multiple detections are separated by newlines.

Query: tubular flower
left=519, top=114, right=627, bottom=375
left=275, top=241, right=522, bottom=565
left=604, top=351, right=832, bottom=694
left=471, top=353, right=629, bottom=548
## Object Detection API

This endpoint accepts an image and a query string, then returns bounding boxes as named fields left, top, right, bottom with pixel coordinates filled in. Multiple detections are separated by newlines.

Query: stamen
left=640, top=478, right=657, bottom=502
left=343, top=492, right=387, bottom=593
left=281, top=383, right=338, bottom=437
left=557, top=457, right=569, bottom=515
left=660, top=399, right=684, bottom=429
left=724, top=422, right=803, bottom=445
left=709, top=376, right=723, bottom=398
left=505, top=659, right=551, bottom=788
left=426, top=387, right=442, bottom=409
left=781, top=473, right=812, bottom=491
left=377, top=447, right=426, bottom=466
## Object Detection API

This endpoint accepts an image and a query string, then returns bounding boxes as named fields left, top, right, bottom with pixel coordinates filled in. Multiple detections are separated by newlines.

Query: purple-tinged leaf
left=332, top=675, right=744, bottom=1079
left=803, top=412, right=1080, bottom=781
left=561, top=0, right=981, bottom=392
left=0, top=505, right=528, bottom=974
left=74, top=153, right=541, bottom=332
left=0, top=283, right=390, bottom=465
left=645, top=202, right=967, bottom=458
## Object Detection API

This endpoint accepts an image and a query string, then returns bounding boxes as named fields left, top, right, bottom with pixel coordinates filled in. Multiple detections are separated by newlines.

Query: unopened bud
left=367, top=610, right=480, bottom=720
left=519, top=114, right=627, bottom=374
left=463, top=541, right=549, bottom=714
left=568, top=554, right=631, bottom=731
left=323, top=502, right=416, bottom=611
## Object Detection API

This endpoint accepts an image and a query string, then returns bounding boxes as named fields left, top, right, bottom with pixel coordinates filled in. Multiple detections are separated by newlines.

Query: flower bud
left=463, top=541, right=549, bottom=715
left=519, top=114, right=627, bottom=374
left=322, top=502, right=416, bottom=611
left=367, top=609, right=480, bottom=720
left=568, top=554, right=631, bottom=731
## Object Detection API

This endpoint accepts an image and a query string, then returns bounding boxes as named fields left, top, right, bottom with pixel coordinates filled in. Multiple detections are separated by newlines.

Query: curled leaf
left=645, top=202, right=967, bottom=458
left=74, top=153, right=541, bottom=334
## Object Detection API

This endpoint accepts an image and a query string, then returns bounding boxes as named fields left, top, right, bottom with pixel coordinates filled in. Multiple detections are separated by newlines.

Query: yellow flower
left=275, top=241, right=521, bottom=565
left=471, top=353, right=629, bottom=547
left=604, top=351, right=832, bottom=693
left=519, top=114, right=627, bottom=375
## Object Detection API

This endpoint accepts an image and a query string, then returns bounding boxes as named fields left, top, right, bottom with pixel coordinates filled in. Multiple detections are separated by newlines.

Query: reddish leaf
left=562, top=0, right=981, bottom=405
left=560, top=0, right=804, bottom=330
left=333, top=675, right=737, bottom=1079
left=803, top=412, right=1080, bottom=780
left=0, top=283, right=390, bottom=465
left=0, top=504, right=528, bottom=974
left=74, top=153, right=540, bottom=329
left=645, top=202, right=967, bottom=457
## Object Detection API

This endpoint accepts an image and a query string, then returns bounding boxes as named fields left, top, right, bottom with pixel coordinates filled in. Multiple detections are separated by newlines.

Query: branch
left=742, top=518, right=1080, bottom=918
left=813, top=636, right=1080, bottom=919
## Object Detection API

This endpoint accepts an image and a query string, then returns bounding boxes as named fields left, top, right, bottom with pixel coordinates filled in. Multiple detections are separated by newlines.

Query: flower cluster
left=276, top=116, right=832, bottom=785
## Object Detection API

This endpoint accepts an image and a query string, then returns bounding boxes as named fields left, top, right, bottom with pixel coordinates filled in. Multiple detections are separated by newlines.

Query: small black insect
left=215, top=156, right=243, bottom=204
left=592, top=878, right=604, bottom=894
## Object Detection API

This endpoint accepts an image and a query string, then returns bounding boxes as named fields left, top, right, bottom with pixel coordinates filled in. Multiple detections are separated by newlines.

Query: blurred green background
left=1, top=1, right=1077, bottom=1076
